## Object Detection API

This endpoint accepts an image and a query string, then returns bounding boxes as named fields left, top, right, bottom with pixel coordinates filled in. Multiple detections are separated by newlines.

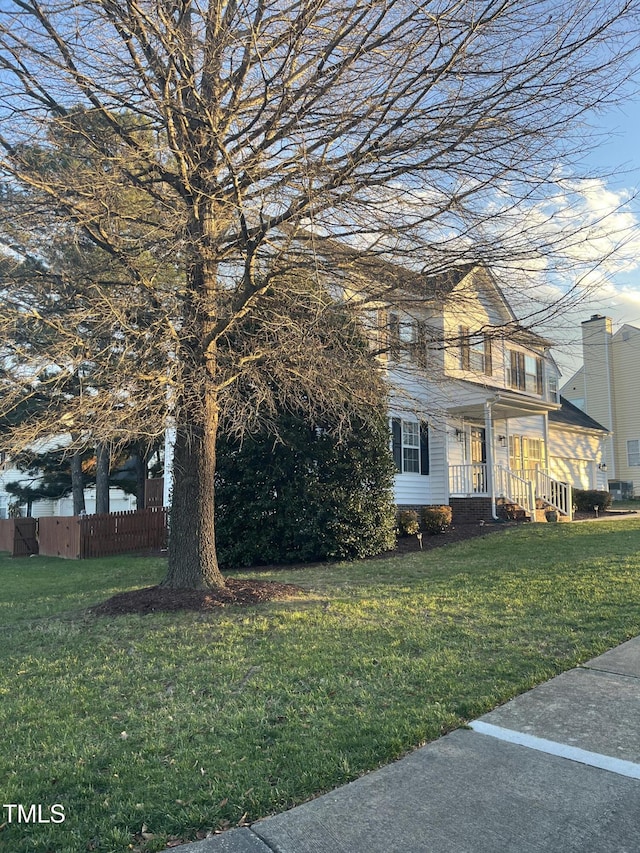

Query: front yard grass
left=2, top=519, right=640, bottom=852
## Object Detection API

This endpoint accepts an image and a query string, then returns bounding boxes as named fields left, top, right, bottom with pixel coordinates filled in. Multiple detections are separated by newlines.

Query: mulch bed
left=377, top=521, right=508, bottom=557
left=91, top=577, right=305, bottom=616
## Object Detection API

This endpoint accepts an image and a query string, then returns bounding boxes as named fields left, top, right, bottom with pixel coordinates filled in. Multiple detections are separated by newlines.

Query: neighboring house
left=561, top=314, right=640, bottom=499
left=369, top=264, right=609, bottom=522
left=0, top=441, right=137, bottom=519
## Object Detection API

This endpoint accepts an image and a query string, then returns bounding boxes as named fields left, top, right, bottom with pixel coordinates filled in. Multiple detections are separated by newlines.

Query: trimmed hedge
left=573, top=489, right=612, bottom=513
left=397, top=509, right=419, bottom=536
left=422, top=505, right=453, bottom=534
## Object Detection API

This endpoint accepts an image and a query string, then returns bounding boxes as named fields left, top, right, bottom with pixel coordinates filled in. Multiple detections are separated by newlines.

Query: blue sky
left=548, top=90, right=640, bottom=379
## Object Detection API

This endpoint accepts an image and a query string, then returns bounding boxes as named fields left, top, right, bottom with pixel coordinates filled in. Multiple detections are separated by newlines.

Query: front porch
left=449, top=463, right=573, bottom=521
left=446, top=388, right=572, bottom=521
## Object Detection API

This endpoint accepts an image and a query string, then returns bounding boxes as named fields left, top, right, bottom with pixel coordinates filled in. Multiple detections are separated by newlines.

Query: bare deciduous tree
left=0, top=0, right=638, bottom=588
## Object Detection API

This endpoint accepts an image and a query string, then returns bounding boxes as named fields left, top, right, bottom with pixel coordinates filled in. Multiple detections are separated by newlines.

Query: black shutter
left=420, top=421, right=429, bottom=475
left=415, top=320, right=428, bottom=367
left=518, top=352, right=526, bottom=390
left=536, top=358, right=544, bottom=394
left=484, top=335, right=492, bottom=376
left=389, top=313, right=400, bottom=359
left=509, top=350, right=518, bottom=388
left=391, top=418, right=402, bottom=472
left=460, top=326, right=470, bottom=369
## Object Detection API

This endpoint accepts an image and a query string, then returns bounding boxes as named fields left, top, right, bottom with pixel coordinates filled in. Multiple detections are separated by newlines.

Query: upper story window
left=399, top=320, right=416, bottom=346
left=459, top=327, right=492, bottom=376
left=361, top=309, right=386, bottom=357
left=389, top=314, right=428, bottom=366
left=628, top=440, right=640, bottom=467
left=508, top=350, right=543, bottom=395
left=548, top=374, right=559, bottom=403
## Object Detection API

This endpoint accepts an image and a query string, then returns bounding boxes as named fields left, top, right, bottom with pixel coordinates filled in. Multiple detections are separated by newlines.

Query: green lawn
left=2, top=519, right=640, bottom=852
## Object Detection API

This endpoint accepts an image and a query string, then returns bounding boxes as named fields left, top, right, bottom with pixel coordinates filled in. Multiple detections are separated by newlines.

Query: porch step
left=534, top=508, right=572, bottom=523
left=496, top=501, right=530, bottom=523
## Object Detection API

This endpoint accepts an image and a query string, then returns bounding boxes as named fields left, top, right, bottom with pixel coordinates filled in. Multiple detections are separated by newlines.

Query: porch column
left=484, top=401, right=498, bottom=520
left=543, top=411, right=550, bottom=475
left=163, top=423, right=176, bottom=508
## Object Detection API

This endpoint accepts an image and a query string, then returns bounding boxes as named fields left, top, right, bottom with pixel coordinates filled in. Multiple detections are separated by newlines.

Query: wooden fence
left=37, top=516, right=81, bottom=559
left=38, top=507, right=168, bottom=559
left=144, top=478, right=164, bottom=508
left=0, top=518, right=39, bottom=556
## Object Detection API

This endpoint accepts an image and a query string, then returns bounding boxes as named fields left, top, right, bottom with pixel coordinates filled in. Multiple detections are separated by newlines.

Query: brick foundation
left=449, top=497, right=494, bottom=524
left=397, top=500, right=494, bottom=525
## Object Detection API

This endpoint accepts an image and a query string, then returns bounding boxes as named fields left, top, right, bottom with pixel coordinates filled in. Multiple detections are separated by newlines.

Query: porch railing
left=449, top=464, right=572, bottom=519
left=449, top=463, right=487, bottom=495
left=534, top=469, right=573, bottom=519
left=494, top=465, right=535, bottom=515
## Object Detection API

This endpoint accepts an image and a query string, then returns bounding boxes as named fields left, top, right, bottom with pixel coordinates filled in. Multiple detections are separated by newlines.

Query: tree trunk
left=95, top=443, right=110, bottom=514
left=71, top=450, right=86, bottom=515
left=161, top=204, right=226, bottom=590
left=162, top=388, right=225, bottom=589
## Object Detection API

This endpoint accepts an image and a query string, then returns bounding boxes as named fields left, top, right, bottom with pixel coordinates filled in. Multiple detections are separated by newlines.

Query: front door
left=470, top=427, right=487, bottom=492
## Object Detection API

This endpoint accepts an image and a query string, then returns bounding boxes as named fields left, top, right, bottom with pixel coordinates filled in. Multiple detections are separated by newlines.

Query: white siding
left=611, top=325, right=640, bottom=493
left=56, top=488, right=137, bottom=516
left=548, top=427, right=606, bottom=490
left=390, top=413, right=449, bottom=506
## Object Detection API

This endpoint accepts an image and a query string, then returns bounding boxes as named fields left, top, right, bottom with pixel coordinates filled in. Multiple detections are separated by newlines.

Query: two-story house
left=374, top=264, right=609, bottom=522
left=158, top=243, right=609, bottom=523
left=561, top=314, right=640, bottom=499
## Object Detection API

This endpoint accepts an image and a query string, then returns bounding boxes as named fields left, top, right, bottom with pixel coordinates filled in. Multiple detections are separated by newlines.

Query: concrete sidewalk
left=179, top=637, right=640, bottom=852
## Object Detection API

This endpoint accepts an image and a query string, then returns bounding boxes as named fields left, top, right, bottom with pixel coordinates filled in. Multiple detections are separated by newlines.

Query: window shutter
left=484, top=335, right=492, bottom=376
left=509, top=350, right=518, bottom=387
left=391, top=418, right=402, bottom=472
left=536, top=358, right=543, bottom=394
left=369, top=309, right=386, bottom=357
left=420, top=422, right=429, bottom=475
left=415, top=320, right=428, bottom=367
left=517, top=352, right=526, bottom=389
left=460, top=326, right=470, bottom=369
left=389, top=313, right=400, bottom=359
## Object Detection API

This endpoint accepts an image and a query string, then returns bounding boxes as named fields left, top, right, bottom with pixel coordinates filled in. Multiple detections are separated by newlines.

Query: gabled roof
left=560, top=365, right=584, bottom=395
left=291, top=230, right=476, bottom=299
left=613, top=322, right=640, bottom=341
left=292, top=231, right=555, bottom=344
left=548, top=396, right=609, bottom=433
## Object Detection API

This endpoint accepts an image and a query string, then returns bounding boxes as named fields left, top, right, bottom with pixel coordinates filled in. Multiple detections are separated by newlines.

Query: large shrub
left=573, top=489, right=612, bottom=513
left=215, top=408, right=397, bottom=568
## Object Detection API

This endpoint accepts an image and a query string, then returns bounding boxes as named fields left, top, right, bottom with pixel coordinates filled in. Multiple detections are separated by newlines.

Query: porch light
left=497, top=435, right=507, bottom=446
left=598, top=462, right=607, bottom=471
left=455, top=429, right=464, bottom=442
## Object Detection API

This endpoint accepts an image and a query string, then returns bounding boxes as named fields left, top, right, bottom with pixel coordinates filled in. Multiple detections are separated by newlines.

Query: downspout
left=485, top=401, right=499, bottom=520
